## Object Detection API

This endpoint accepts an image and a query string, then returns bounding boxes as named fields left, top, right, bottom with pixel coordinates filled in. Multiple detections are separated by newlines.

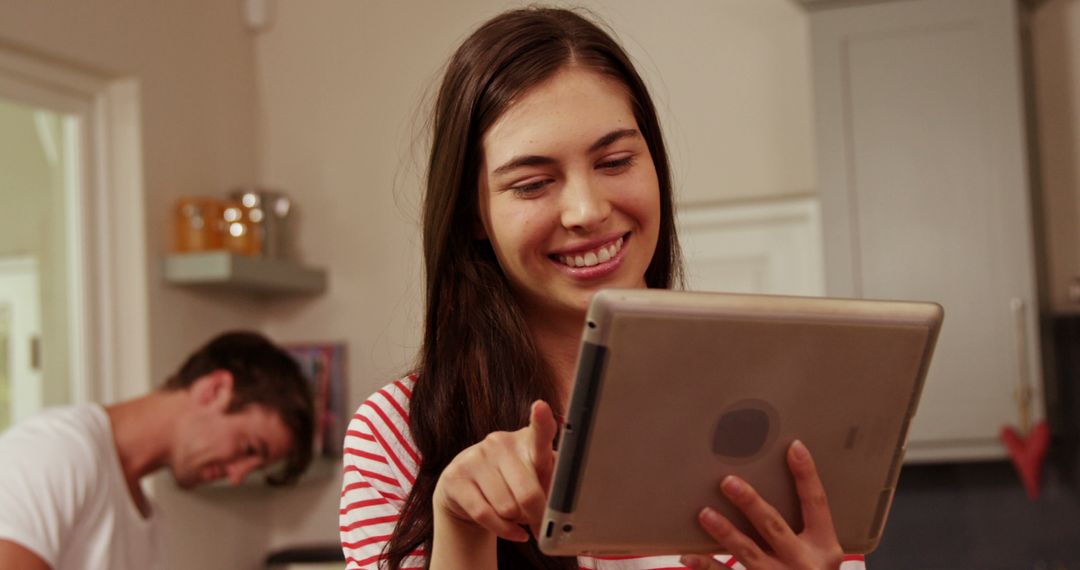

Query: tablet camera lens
left=562, top=524, right=573, bottom=533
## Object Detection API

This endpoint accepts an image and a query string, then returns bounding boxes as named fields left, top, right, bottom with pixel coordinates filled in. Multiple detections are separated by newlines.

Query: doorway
left=0, top=94, right=75, bottom=424
left=0, top=46, right=149, bottom=414
left=0, top=257, right=42, bottom=430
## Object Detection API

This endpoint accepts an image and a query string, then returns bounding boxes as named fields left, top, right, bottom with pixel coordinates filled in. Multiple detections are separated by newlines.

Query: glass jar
left=173, top=197, right=224, bottom=252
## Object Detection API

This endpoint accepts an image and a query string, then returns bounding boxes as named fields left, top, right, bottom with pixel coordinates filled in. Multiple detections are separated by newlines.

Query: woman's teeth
left=559, top=237, right=624, bottom=268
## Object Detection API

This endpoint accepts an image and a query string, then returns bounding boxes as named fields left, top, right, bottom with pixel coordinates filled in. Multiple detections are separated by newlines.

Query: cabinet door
left=810, top=0, right=1043, bottom=461
left=1031, top=1, right=1080, bottom=313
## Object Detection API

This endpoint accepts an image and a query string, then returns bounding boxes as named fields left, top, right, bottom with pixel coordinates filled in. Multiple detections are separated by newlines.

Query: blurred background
left=1, top=0, right=1079, bottom=568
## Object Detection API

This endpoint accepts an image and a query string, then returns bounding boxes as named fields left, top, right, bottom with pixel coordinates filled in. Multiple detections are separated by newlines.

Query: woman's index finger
left=528, top=400, right=559, bottom=458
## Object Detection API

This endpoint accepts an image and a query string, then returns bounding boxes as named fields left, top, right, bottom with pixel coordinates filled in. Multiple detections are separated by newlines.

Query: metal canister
left=229, top=188, right=293, bottom=258
left=220, top=200, right=260, bottom=256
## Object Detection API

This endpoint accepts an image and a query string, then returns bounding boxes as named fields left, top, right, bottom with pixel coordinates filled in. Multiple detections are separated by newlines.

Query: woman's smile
left=549, top=232, right=630, bottom=279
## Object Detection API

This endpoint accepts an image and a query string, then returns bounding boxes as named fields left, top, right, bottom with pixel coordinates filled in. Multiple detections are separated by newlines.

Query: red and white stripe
left=339, top=376, right=867, bottom=570
left=340, top=377, right=424, bottom=570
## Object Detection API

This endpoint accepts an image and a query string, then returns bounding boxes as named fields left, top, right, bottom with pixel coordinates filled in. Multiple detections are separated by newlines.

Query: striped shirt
left=340, top=376, right=867, bottom=570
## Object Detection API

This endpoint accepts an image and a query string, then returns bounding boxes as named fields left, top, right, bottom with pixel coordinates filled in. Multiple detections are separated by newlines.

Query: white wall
left=253, top=0, right=818, bottom=553
left=593, top=0, right=817, bottom=203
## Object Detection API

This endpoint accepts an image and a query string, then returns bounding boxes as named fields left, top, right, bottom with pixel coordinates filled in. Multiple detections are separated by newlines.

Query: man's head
left=163, top=331, right=314, bottom=487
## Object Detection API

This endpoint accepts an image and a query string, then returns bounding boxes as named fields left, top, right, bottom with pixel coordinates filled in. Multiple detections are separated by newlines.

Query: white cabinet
left=678, top=197, right=826, bottom=298
left=807, top=0, right=1044, bottom=461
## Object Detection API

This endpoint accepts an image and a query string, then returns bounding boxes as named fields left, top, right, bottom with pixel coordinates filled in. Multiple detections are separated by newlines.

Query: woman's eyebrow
left=492, top=154, right=555, bottom=176
left=588, top=128, right=639, bottom=153
left=491, top=128, right=642, bottom=176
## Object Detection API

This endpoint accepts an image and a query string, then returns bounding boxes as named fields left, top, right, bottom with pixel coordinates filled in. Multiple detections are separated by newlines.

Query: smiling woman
left=339, top=10, right=681, bottom=569
left=338, top=7, right=860, bottom=570
left=477, top=67, right=660, bottom=322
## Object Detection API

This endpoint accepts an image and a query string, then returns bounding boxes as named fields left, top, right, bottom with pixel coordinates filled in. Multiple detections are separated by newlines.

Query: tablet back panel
left=539, top=290, right=942, bottom=556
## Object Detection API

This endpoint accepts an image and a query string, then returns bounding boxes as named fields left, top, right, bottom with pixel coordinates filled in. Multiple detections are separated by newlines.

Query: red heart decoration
left=999, top=420, right=1050, bottom=500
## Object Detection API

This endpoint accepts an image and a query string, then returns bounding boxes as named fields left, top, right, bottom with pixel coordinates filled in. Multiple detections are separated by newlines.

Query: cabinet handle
left=1010, top=298, right=1033, bottom=434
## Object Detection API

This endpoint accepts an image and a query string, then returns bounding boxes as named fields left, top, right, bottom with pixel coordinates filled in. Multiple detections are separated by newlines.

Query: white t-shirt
left=0, top=405, right=162, bottom=570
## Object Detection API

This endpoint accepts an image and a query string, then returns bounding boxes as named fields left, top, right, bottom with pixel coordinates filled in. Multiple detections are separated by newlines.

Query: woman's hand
left=432, top=400, right=558, bottom=543
left=679, top=440, right=845, bottom=570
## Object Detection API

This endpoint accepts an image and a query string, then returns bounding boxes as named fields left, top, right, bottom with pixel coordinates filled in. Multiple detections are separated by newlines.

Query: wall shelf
left=163, top=251, right=327, bottom=295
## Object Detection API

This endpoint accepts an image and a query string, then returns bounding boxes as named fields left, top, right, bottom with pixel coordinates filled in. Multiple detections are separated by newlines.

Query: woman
left=340, top=7, right=861, bottom=570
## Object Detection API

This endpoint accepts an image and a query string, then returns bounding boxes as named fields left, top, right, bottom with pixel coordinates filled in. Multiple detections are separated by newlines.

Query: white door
left=810, top=0, right=1041, bottom=461
left=0, top=257, right=42, bottom=429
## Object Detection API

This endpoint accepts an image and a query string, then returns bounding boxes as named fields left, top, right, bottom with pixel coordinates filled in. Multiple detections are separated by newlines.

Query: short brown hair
left=165, top=330, right=314, bottom=485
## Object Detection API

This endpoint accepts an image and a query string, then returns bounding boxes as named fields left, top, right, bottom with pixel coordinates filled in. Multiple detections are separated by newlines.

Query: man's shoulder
left=25, top=404, right=106, bottom=426
left=0, top=405, right=116, bottom=568
left=1, top=405, right=109, bottom=452
left=0, top=405, right=112, bottom=482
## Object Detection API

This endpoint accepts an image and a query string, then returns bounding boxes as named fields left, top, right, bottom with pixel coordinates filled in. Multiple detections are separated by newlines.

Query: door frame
left=0, top=46, right=149, bottom=404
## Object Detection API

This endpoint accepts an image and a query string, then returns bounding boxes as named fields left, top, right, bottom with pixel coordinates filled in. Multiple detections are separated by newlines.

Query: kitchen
left=1, top=0, right=1079, bottom=568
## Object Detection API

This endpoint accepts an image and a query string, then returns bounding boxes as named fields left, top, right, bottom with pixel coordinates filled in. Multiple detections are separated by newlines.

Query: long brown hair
left=385, top=7, right=683, bottom=569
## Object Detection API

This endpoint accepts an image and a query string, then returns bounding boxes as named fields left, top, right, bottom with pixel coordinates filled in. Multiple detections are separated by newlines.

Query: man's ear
left=191, top=369, right=234, bottom=411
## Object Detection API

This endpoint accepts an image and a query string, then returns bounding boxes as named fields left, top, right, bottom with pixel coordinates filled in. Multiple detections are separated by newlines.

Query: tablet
left=538, top=289, right=943, bottom=556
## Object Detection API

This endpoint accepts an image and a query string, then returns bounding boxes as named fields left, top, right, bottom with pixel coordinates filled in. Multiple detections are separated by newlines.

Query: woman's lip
left=550, top=232, right=629, bottom=256
left=550, top=234, right=629, bottom=280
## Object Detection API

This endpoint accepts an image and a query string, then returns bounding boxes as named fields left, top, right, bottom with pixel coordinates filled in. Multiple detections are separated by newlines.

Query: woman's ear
left=191, top=369, right=234, bottom=410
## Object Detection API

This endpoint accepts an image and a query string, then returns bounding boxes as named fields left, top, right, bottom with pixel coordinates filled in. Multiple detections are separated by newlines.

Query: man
left=0, top=331, right=314, bottom=570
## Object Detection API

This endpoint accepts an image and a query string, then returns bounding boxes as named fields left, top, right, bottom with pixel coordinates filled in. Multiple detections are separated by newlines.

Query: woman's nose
left=560, top=176, right=610, bottom=231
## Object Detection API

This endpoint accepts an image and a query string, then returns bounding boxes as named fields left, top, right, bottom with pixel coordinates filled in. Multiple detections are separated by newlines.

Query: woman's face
left=478, top=66, right=661, bottom=321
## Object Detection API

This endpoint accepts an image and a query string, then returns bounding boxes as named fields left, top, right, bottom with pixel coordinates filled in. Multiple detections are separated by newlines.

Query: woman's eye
left=244, top=443, right=256, bottom=456
left=598, top=156, right=634, bottom=172
left=510, top=179, right=551, bottom=196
